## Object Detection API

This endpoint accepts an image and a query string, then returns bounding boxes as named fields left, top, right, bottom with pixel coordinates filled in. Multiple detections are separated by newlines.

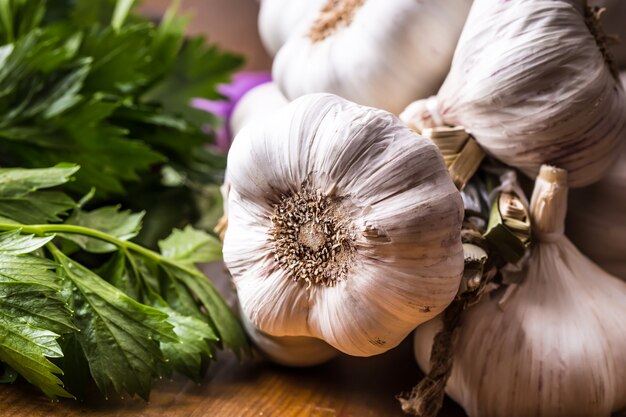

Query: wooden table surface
left=0, top=339, right=466, bottom=417
left=0, top=263, right=467, bottom=417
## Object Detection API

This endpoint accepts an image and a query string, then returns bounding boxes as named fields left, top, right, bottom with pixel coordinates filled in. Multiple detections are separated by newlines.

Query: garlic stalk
left=241, top=308, right=339, bottom=367
left=400, top=0, right=626, bottom=187
left=272, top=0, right=472, bottom=114
left=567, top=72, right=626, bottom=279
left=224, top=93, right=464, bottom=357
left=413, top=165, right=626, bottom=417
left=258, top=0, right=326, bottom=56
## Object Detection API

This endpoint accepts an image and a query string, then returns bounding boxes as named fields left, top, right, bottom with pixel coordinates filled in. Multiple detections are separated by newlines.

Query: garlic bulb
left=568, top=72, right=626, bottom=280
left=272, top=0, right=472, bottom=114
left=413, top=165, right=626, bottom=417
left=591, top=0, right=626, bottom=68
left=230, top=82, right=289, bottom=138
left=258, top=0, right=325, bottom=56
left=224, top=93, right=464, bottom=357
left=400, top=0, right=626, bottom=187
left=216, top=82, right=289, bottom=239
left=241, top=308, right=339, bottom=367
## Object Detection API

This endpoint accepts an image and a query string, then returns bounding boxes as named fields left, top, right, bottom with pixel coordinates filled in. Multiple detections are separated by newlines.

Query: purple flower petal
left=193, top=71, right=272, bottom=153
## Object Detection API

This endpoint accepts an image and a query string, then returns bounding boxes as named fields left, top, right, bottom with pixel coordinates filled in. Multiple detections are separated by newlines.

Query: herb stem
left=0, top=223, right=208, bottom=281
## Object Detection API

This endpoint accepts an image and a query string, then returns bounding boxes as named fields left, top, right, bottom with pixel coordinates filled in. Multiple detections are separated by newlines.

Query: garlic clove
left=224, top=93, right=463, bottom=357
left=414, top=165, right=626, bottom=417
left=230, top=82, right=289, bottom=139
left=258, top=0, right=326, bottom=57
left=272, top=0, right=472, bottom=114
left=240, top=307, right=339, bottom=367
left=401, top=0, right=626, bottom=187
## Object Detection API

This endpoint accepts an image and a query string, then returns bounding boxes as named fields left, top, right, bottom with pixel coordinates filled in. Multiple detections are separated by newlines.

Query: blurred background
left=141, top=0, right=271, bottom=70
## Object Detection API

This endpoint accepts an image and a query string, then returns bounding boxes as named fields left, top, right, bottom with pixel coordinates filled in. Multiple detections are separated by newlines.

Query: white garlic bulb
left=224, top=93, right=464, bottom=357
left=241, top=308, right=339, bottom=367
left=568, top=73, right=626, bottom=279
left=272, top=0, right=472, bottom=114
left=230, top=82, right=289, bottom=138
left=258, top=0, right=326, bottom=56
left=400, top=0, right=626, bottom=187
left=591, top=0, right=626, bottom=68
left=414, top=165, right=626, bottom=417
left=216, top=82, right=290, bottom=240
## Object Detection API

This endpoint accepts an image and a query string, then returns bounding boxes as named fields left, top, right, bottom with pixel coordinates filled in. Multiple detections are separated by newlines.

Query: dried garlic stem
left=399, top=299, right=464, bottom=417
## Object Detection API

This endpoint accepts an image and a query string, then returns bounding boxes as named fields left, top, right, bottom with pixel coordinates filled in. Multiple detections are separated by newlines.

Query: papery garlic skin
left=230, top=82, right=289, bottom=138
left=218, top=82, right=289, bottom=238
left=241, top=308, right=339, bottom=367
left=414, top=166, right=626, bottom=417
left=224, top=93, right=464, bottom=357
left=272, top=0, right=472, bottom=114
left=401, top=0, right=626, bottom=187
left=258, top=0, right=325, bottom=56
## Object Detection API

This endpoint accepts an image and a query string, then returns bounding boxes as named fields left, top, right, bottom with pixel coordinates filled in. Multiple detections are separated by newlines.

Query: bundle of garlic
left=223, top=93, right=464, bottom=357
left=258, top=0, right=326, bottom=56
left=591, top=0, right=626, bottom=68
left=272, top=0, right=473, bottom=114
left=412, top=166, right=626, bottom=417
left=400, top=0, right=626, bottom=187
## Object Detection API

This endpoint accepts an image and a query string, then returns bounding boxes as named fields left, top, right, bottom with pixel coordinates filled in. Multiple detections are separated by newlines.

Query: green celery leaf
left=5, top=97, right=165, bottom=195
left=165, top=265, right=247, bottom=357
left=0, top=165, right=77, bottom=224
left=0, top=0, right=46, bottom=45
left=110, top=0, right=135, bottom=31
left=0, top=164, right=78, bottom=196
left=155, top=304, right=217, bottom=382
left=97, top=251, right=142, bottom=300
left=144, top=36, right=243, bottom=126
left=55, top=333, right=90, bottom=398
left=51, top=246, right=177, bottom=399
left=61, top=205, right=144, bottom=253
left=0, top=230, right=74, bottom=398
left=80, top=24, right=152, bottom=94
left=0, top=191, right=76, bottom=224
left=158, top=225, right=222, bottom=265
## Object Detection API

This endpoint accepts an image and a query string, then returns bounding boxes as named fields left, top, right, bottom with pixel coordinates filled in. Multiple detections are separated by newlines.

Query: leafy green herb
left=158, top=225, right=222, bottom=265
left=0, top=0, right=242, bottom=197
left=0, top=230, right=74, bottom=398
left=0, top=165, right=247, bottom=399
left=51, top=245, right=176, bottom=400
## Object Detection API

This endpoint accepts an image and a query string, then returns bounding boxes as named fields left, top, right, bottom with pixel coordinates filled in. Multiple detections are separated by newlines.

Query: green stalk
left=0, top=223, right=207, bottom=282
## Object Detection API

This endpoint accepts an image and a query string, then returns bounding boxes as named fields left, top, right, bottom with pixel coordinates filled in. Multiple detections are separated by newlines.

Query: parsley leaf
left=0, top=0, right=241, bottom=197
left=154, top=302, right=218, bottom=382
left=51, top=246, right=177, bottom=400
left=0, top=164, right=77, bottom=224
left=158, top=225, right=222, bottom=265
left=0, top=230, right=74, bottom=398
left=61, top=205, right=144, bottom=253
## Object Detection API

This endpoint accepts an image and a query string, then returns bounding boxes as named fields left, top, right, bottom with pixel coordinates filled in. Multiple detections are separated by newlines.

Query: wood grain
left=0, top=338, right=466, bottom=417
